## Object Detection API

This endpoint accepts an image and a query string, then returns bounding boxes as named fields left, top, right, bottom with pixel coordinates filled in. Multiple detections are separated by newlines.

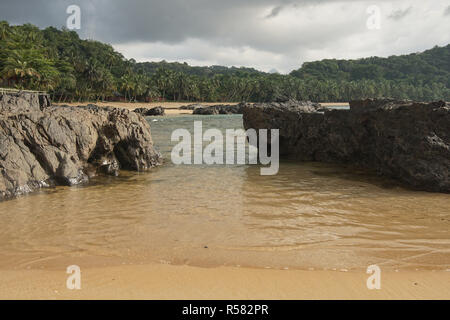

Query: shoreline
left=1, top=263, right=448, bottom=299
left=53, top=101, right=241, bottom=115
left=53, top=101, right=350, bottom=115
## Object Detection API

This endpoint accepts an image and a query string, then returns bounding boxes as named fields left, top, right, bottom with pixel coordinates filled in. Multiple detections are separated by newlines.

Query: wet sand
left=1, top=264, right=448, bottom=299
left=321, top=102, right=350, bottom=107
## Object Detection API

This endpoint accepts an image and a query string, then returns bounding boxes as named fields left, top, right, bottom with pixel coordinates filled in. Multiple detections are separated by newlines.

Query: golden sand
left=320, top=102, right=350, bottom=107
left=0, top=264, right=448, bottom=299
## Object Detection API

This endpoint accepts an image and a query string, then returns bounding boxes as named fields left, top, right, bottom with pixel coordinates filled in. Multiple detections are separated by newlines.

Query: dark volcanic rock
left=192, top=103, right=247, bottom=115
left=243, top=99, right=450, bottom=192
left=179, top=104, right=205, bottom=110
left=133, top=106, right=165, bottom=116
left=0, top=92, right=161, bottom=201
left=192, top=105, right=220, bottom=115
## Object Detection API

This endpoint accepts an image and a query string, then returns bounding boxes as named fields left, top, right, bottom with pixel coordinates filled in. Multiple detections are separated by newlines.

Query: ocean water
left=0, top=114, right=449, bottom=271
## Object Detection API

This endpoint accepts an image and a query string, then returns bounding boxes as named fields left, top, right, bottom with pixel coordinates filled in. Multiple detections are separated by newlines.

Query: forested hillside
left=290, top=45, right=450, bottom=87
left=136, top=61, right=265, bottom=78
left=0, top=22, right=449, bottom=102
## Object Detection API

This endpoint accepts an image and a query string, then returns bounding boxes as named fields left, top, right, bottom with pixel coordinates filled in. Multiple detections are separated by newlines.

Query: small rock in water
left=133, top=106, right=165, bottom=116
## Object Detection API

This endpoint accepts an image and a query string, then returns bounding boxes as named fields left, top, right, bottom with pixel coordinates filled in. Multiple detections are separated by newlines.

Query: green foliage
left=290, top=45, right=450, bottom=87
left=0, top=22, right=449, bottom=102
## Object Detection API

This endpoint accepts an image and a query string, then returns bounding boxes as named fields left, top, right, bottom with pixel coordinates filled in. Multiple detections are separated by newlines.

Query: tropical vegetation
left=1, top=21, right=449, bottom=102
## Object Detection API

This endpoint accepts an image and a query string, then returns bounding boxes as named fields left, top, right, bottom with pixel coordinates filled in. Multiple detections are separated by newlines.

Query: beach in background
left=53, top=102, right=350, bottom=115
left=53, top=101, right=241, bottom=115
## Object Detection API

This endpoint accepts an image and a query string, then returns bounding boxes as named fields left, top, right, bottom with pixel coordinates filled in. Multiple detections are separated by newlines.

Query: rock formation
left=0, top=92, right=161, bottom=201
left=243, top=99, right=450, bottom=192
left=133, top=106, right=165, bottom=116
left=0, top=91, right=51, bottom=112
left=179, top=104, right=205, bottom=110
left=192, top=103, right=246, bottom=115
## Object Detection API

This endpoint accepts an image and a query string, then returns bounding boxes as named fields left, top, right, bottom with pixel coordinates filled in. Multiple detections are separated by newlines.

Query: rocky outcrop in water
left=192, top=103, right=246, bottom=115
left=179, top=104, right=205, bottom=110
left=133, top=106, right=165, bottom=116
left=243, top=99, right=450, bottom=192
left=0, top=92, right=161, bottom=201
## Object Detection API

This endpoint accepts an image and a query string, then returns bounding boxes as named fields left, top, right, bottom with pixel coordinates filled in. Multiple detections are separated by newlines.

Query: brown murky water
left=0, top=115, right=449, bottom=271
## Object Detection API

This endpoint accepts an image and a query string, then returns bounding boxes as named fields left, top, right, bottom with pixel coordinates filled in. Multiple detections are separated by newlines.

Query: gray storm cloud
left=445, top=6, right=450, bottom=16
left=0, top=0, right=449, bottom=72
left=388, top=6, right=413, bottom=20
left=265, top=5, right=285, bottom=18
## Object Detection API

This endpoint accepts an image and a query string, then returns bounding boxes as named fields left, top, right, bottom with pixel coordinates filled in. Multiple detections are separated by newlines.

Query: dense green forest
left=290, top=46, right=450, bottom=86
left=0, top=22, right=449, bottom=102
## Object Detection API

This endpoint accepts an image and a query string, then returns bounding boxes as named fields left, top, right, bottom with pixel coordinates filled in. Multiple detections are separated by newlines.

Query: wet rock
left=192, top=103, right=248, bottom=115
left=179, top=104, right=205, bottom=110
left=243, top=99, right=450, bottom=193
left=133, top=106, right=165, bottom=116
left=192, top=106, right=220, bottom=115
left=0, top=92, right=162, bottom=201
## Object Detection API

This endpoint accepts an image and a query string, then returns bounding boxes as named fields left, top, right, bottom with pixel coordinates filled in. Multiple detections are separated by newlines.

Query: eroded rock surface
left=192, top=103, right=247, bottom=115
left=0, top=91, right=50, bottom=113
left=133, top=106, right=165, bottom=116
left=243, top=99, right=449, bottom=192
left=179, top=104, right=205, bottom=110
left=0, top=92, right=161, bottom=201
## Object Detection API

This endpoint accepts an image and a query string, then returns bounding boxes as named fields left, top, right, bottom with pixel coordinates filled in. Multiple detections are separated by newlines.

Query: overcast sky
left=1, top=0, right=449, bottom=73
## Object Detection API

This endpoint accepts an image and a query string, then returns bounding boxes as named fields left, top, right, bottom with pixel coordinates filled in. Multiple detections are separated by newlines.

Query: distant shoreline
left=320, top=102, right=350, bottom=106
left=53, top=101, right=350, bottom=115
left=54, top=101, right=239, bottom=115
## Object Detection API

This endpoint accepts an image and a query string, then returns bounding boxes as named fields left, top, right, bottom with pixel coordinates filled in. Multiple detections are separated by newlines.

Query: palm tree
left=154, top=68, right=175, bottom=100
left=120, top=74, right=134, bottom=101
left=0, top=21, right=10, bottom=40
left=0, top=50, right=41, bottom=88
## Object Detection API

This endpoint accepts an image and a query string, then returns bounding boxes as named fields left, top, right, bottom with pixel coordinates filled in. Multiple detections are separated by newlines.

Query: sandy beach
left=53, top=101, right=349, bottom=115
left=2, top=98, right=448, bottom=300
left=53, top=101, right=241, bottom=115
left=0, top=264, right=448, bottom=300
